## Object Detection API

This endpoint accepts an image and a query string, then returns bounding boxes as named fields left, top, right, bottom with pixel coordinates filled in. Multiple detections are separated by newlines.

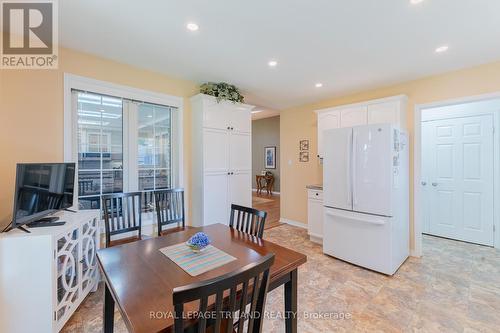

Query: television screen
left=12, top=163, right=75, bottom=227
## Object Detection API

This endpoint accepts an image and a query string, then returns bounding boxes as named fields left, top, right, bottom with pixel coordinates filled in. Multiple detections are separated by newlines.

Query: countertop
left=306, top=184, right=323, bottom=190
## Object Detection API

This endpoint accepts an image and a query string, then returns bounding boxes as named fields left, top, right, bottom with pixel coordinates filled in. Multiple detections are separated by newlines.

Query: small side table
left=256, top=175, right=275, bottom=195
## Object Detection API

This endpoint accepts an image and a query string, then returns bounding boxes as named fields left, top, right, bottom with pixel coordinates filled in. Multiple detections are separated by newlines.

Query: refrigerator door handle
left=352, top=131, right=358, bottom=207
left=325, top=209, right=386, bottom=225
left=346, top=132, right=352, bottom=206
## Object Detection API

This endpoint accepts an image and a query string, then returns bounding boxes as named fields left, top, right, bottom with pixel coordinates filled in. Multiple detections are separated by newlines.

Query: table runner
left=159, top=243, right=236, bottom=276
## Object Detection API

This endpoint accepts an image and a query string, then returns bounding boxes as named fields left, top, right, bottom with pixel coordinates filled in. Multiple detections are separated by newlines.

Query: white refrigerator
left=322, top=124, right=409, bottom=275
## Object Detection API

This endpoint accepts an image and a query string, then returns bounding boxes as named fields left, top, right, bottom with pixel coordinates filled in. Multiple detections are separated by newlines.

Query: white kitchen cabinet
left=0, top=210, right=100, bottom=333
left=316, top=95, right=407, bottom=158
left=317, top=110, right=340, bottom=158
left=191, top=94, right=254, bottom=226
left=368, top=100, right=406, bottom=126
left=307, top=189, right=324, bottom=244
left=340, top=105, right=368, bottom=127
left=203, top=100, right=251, bottom=133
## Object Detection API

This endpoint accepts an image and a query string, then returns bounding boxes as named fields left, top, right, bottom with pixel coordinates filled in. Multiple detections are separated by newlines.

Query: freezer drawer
left=322, top=207, right=396, bottom=275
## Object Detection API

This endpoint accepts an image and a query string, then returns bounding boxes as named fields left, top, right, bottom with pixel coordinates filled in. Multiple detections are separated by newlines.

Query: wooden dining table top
left=97, top=223, right=307, bottom=333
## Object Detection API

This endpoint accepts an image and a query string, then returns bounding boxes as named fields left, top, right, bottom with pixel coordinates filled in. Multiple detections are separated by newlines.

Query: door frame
left=414, top=92, right=500, bottom=256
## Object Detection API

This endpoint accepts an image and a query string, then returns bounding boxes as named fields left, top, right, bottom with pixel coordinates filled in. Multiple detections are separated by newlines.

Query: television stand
left=1, top=222, right=31, bottom=233
left=27, top=218, right=66, bottom=228
left=36, top=216, right=60, bottom=223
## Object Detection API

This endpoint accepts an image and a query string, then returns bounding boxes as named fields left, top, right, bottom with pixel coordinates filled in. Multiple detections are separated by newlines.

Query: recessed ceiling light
left=410, top=0, right=424, bottom=4
left=268, top=60, right=278, bottom=67
left=435, top=45, right=449, bottom=53
left=186, top=22, right=199, bottom=31
left=315, top=83, right=323, bottom=88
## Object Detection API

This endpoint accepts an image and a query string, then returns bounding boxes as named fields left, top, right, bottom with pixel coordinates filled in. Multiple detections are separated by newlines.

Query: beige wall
left=0, top=48, right=198, bottom=229
left=280, top=60, right=500, bottom=251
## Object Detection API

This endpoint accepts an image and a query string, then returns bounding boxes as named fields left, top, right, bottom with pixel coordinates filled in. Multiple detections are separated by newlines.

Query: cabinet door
left=204, top=172, right=229, bottom=225
left=203, top=102, right=231, bottom=130
left=229, top=171, right=252, bottom=208
left=317, top=110, right=340, bottom=158
left=55, top=227, right=80, bottom=329
left=367, top=101, right=400, bottom=125
left=230, top=132, right=251, bottom=171
left=80, top=217, right=99, bottom=295
left=340, top=106, right=367, bottom=127
left=230, top=107, right=251, bottom=133
left=308, top=198, right=323, bottom=240
left=203, top=129, right=230, bottom=173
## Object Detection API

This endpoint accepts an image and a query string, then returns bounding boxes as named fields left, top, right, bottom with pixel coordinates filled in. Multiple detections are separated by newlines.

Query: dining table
left=97, top=223, right=307, bottom=333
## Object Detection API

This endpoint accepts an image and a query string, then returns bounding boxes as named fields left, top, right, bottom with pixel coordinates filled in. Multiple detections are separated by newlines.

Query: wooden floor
left=252, top=191, right=282, bottom=229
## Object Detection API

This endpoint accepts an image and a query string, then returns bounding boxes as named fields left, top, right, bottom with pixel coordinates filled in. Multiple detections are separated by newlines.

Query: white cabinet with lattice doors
left=0, top=210, right=100, bottom=333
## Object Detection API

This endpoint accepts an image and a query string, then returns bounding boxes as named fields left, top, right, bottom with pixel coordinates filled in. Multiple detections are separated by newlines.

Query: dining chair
left=101, top=192, right=144, bottom=247
left=229, top=204, right=267, bottom=239
left=154, top=188, right=189, bottom=236
left=173, top=253, right=275, bottom=333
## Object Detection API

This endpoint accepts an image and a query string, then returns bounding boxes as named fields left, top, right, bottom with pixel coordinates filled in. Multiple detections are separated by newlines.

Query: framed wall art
left=265, top=146, right=276, bottom=169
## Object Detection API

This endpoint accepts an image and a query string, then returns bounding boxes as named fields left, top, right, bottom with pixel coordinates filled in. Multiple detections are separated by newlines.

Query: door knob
left=432, top=182, right=438, bottom=187
left=421, top=181, right=427, bottom=186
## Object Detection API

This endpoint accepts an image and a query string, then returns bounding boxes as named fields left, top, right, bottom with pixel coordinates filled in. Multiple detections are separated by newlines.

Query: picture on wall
left=265, top=146, right=276, bottom=169
left=300, top=140, right=309, bottom=151
left=299, top=151, right=309, bottom=162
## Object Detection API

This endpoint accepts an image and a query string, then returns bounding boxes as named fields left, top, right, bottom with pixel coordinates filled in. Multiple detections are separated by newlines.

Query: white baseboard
left=279, top=218, right=307, bottom=229
left=252, top=188, right=280, bottom=195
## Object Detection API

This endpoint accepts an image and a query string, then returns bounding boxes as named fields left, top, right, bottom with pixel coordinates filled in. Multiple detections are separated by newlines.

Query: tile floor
left=62, top=225, right=500, bottom=333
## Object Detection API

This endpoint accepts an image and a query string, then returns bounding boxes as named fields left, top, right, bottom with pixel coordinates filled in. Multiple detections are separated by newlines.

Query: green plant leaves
left=200, top=82, right=244, bottom=103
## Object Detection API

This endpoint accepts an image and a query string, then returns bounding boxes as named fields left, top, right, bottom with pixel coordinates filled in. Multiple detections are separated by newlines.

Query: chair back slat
left=154, top=189, right=185, bottom=236
left=229, top=204, right=267, bottom=239
left=102, top=192, right=142, bottom=247
left=173, top=254, right=275, bottom=333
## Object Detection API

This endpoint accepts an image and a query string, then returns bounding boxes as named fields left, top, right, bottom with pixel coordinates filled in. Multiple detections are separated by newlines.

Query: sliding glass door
left=72, top=90, right=176, bottom=211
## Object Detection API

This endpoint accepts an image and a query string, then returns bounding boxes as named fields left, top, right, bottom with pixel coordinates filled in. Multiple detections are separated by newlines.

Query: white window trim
left=63, top=74, right=185, bottom=226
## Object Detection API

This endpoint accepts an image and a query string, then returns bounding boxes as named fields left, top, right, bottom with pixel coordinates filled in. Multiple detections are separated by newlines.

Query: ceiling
left=59, top=0, right=500, bottom=110
left=251, top=108, right=280, bottom=121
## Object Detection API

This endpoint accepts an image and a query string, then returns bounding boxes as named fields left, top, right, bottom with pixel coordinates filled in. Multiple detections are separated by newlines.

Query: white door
left=204, top=172, right=229, bottom=225
left=425, top=115, right=494, bottom=246
left=308, top=197, right=323, bottom=239
left=229, top=132, right=252, bottom=171
left=230, top=107, right=251, bottom=133
left=203, top=102, right=231, bottom=130
left=203, top=129, right=229, bottom=173
left=317, top=110, right=340, bottom=158
left=352, top=124, right=393, bottom=216
left=340, top=106, right=367, bottom=127
left=323, top=127, right=352, bottom=210
left=229, top=171, right=252, bottom=209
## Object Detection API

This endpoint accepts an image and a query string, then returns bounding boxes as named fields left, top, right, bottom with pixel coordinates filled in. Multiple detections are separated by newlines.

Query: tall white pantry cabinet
left=191, top=94, right=254, bottom=226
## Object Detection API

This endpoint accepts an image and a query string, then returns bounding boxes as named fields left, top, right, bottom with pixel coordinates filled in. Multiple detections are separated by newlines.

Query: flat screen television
left=9, top=163, right=75, bottom=230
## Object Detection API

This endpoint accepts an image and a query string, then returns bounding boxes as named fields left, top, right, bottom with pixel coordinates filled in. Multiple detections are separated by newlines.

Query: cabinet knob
left=421, top=181, right=427, bottom=186
left=315, top=193, right=319, bottom=196
left=432, top=182, right=438, bottom=187
left=230, top=127, right=234, bottom=130
left=227, top=126, right=230, bottom=130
